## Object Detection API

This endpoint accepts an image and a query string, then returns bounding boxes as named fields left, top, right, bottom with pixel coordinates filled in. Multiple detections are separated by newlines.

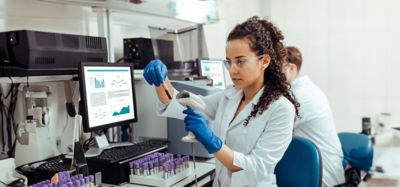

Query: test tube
left=129, top=162, right=134, bottom=175
left=84, top=177, right=90, bottom=187
left=79, top=178, right=85, bottom=187
left=174, top=159, right=180, bottom=173
left=163, top=165, right=168, bottom=179
left=89, top=176, right=94, bottom=187
left=148, top=161, right=153, bottom=175
left=143, top=162, right=149, bottom=176
left=73, top=180, right=80, bottom=187
left=154, top=159, right=160, bottom=173
left=135, top=162, right=141, bottom=175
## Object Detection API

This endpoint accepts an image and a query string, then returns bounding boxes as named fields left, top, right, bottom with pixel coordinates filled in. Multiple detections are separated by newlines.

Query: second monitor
left=198, top=59, right=226, bottom=89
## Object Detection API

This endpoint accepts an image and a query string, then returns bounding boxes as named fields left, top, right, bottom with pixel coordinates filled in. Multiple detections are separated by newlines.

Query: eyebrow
left=226, top=55, right=246, bottom=60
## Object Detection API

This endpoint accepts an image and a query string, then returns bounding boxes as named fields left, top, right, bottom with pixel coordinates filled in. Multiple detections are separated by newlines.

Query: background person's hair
left=227, top=16, right=300, bottom=126
left=286, top=46, right=303, bottom=71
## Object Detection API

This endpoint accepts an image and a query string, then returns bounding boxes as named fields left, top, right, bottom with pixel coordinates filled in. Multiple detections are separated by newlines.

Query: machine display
left=198, top=59, right=226, bottom=89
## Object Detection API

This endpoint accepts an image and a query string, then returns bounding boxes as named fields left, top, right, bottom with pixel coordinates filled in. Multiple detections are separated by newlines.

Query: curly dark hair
left=227, top=16, right=300, bottom=126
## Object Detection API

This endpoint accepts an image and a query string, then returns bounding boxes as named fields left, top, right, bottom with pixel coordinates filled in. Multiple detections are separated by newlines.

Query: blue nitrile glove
left=183, top=108, right=223, bottom=154
left=143, top=59, right=168, bottom=87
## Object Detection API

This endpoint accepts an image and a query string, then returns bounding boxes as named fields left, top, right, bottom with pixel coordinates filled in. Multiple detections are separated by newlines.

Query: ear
left=262, top=55, right=271, bottom=68
left=289, top=63, right=298, bottom=72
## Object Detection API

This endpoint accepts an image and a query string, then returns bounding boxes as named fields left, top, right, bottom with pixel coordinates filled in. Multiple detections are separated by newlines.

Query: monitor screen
left=79, top=62, right=137, bottom=132
left=198, top=59, right=226, bottom=89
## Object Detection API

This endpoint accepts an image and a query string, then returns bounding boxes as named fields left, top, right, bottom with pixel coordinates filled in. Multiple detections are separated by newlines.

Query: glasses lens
left=223, top=60, right=231, bottom=69
left=224, top=55, right=265, bottom=69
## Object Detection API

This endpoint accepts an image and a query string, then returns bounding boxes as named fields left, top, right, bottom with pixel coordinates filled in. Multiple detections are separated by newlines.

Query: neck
left=243, top=78, right=264, bottom=102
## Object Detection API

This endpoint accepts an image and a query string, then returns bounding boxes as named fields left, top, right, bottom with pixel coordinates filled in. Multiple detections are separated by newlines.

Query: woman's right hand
left=143, top=59, right=168, bottom=87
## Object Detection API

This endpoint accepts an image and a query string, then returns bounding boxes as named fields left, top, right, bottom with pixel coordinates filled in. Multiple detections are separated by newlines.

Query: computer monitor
left=198, top=59, right=226, bottom=89
left=78, top=62, right=138, bottom=156
left=79, top=62, right=137, bottom=133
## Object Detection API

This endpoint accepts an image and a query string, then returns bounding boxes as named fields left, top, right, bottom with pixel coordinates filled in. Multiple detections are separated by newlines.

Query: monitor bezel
left=197, top=58, right=226, bottom=89
left=78, top=62, right=138, bottom=132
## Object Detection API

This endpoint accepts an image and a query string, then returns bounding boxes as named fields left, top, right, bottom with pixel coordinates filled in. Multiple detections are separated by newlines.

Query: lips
left=232, top=78, right=242, bottom=82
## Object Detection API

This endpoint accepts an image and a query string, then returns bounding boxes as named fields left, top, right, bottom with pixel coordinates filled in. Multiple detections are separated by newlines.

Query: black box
left=0, top=30, right=107, bottom=75
left=123, top=37, right=173, bottom=69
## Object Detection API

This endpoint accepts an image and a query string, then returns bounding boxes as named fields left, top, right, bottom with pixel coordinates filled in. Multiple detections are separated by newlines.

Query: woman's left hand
left=183, top=108, right=222, bottom=154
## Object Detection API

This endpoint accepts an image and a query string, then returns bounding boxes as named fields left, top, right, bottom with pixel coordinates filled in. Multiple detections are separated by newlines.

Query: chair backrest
left=338, top=132, right=373, bottom=172
left=275, top=136, right=323, bottom=187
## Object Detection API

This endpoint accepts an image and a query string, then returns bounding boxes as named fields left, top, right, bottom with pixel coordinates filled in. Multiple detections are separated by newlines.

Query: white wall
left=0, top=0, right=268, bottom=157
left=0, top=0, right=180, bottom=157
left=270, top=0, right=400, bottom=132
left=4, top=0, right=392, bottom=160
left=0, top=0, right=97, bottom=160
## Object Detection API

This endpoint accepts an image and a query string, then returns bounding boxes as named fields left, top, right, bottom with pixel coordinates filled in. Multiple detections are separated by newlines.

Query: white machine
left=14, top=87, right=57, bottom=167
left=14, top=117, right=57, bottom=167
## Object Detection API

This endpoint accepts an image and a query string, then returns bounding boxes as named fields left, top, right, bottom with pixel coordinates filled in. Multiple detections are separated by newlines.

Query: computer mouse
left=7, top=178, right=25, bottom=187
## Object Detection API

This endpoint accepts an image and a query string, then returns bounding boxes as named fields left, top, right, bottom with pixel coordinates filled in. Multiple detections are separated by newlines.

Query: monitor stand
left=85, top=133, right=133, bottom=157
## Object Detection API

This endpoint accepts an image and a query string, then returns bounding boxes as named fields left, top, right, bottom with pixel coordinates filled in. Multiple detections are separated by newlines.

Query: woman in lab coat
left=143, top=16, right=300, bottom=187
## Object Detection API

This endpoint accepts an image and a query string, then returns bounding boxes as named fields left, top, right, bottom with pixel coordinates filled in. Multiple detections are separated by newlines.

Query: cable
left=0, top=79, right=19, bottom=157
left=0, top=85, right=5, bottom=153
left=0, top=180, right=8, bottom=186
left=6, top=82, right=14, bottom=156
left=115, top=56, right=127, bottom=63
left=191, top=143, right=198, bottom=187
left=7, top=82, right=19, bottom=157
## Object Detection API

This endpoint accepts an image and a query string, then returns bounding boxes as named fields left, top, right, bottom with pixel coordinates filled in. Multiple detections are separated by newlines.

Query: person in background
left=283, top=46, right=345, bottom=186
left=143, top=16, right=300, bottom=186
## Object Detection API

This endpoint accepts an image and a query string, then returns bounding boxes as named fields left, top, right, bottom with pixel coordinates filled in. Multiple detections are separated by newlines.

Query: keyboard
left=17, top=155, right=73, bottom=185
left=92, top=139, right=168, bottom=164
left=86, top=139, right=168, bottom=185
left=35, top=157, right=72, bottom=172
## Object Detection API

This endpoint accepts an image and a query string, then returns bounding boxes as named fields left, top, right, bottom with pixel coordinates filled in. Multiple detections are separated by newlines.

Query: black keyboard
left=86, top=139, right=168, bottom=185
left=17, top=155, right=73, bottom=185
left=91, top=139, right=168, bottom=164
left=36, top=158, right=72, bottom=172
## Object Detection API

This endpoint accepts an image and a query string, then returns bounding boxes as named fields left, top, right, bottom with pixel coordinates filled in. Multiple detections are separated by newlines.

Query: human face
left=225, top=39, right=270, bottom=90
left=282, top=62, right=298, bottom=83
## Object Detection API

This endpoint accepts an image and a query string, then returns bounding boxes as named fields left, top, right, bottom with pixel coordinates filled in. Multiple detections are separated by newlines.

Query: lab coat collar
left=250, top=86, right=265, bottom=106
left=224, top=85, right=243, bottom=100
left=291, top=75, right=310, bottom=88
left=224, top=85, right=265, bottom=105
left=226, top=86, right=266, bottom=129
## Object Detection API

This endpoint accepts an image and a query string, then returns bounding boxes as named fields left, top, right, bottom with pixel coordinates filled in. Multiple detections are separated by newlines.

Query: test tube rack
left=129, top=165, right=193, bottom=187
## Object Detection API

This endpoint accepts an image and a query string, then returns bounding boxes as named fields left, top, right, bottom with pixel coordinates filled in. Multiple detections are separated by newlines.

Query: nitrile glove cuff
left=203, top=133, right=223, bottom=154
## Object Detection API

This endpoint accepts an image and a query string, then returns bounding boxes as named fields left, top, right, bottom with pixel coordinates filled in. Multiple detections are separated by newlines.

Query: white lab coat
left=158, top=85, right=295, bottom=187
left=291, top=76, right=345, bottom=186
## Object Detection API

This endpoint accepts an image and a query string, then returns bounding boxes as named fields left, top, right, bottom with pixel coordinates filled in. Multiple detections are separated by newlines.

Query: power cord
left=0, top=79, right=19, bottom=157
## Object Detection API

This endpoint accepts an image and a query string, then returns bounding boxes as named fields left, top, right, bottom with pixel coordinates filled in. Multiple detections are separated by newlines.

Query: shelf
left=0, top=66, right=76, bottom=83
left=0, top=75, right=76, bottom=83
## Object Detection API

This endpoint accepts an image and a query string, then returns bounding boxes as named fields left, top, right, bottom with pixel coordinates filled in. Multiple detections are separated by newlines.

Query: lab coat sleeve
left=156, top=87, right=186, bottom=120
left=232, top=100, right=295, bottom=183
left=156, top=88, right=223, bottom=121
